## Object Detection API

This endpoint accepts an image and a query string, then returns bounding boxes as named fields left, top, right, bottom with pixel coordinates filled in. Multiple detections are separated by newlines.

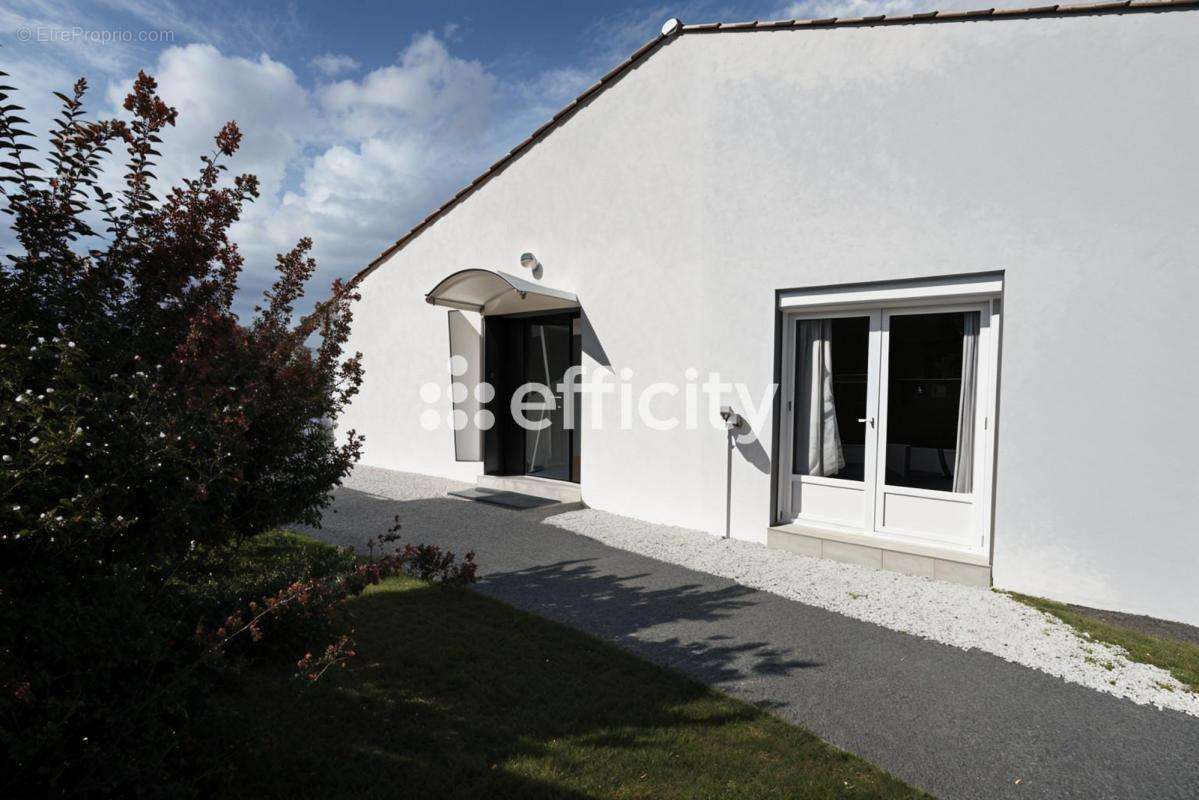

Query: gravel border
left=332, top=465, right=1199, bottom=717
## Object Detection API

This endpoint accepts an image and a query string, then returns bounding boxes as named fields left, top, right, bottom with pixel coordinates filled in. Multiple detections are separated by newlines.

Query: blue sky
left=1, top=0, right=964, bottom=318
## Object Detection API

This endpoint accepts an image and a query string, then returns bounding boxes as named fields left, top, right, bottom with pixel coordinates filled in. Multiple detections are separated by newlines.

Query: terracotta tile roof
left=346, top=0, right=1197, bottom=290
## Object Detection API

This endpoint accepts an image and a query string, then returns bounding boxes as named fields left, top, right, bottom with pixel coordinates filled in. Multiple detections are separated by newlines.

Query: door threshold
left=768, top=523, right=991, bottom=587
left=770, top=522, right=989, bottom=566
left=477, top=473, right=582, bottom=504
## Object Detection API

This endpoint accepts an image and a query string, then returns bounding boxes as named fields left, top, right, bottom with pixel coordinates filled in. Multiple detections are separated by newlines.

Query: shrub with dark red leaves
left=0, top=68, right=380, bottom=797
left=399, top=543, right=479, bottom=584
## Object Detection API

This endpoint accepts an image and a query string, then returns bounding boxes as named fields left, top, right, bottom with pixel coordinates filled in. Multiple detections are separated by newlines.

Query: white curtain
left=952, top=312, right=980, bottom=493
left=796, top=320, right=845, bottom=477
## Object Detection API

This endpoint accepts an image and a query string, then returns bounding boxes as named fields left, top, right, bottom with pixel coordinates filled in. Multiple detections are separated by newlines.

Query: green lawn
left=205, top=566, right=928, bottom=799
left=1010, top=593, right=1199, bottom=693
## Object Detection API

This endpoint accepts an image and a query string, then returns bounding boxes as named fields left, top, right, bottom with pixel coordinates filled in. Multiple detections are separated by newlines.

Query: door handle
left=858, top=417, right=875, bottom=428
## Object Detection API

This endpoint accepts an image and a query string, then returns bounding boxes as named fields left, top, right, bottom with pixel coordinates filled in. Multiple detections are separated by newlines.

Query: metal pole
left=725, top=428, right=733, bottom=539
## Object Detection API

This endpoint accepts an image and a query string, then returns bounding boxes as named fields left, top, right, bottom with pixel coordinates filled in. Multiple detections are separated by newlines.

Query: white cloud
left=319, top=33, right=495, bottom=138
left=98, top=0, right=304, bottom=52
left=311, top=52, right=360, bottom=77
left=104, top=44, right=311, bottom=196
left=257, top=33, right=508, bottom=306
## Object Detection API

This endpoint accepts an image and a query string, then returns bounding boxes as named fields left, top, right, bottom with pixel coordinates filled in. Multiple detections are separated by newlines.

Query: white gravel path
left=335, top=465, right=1199, bottom=717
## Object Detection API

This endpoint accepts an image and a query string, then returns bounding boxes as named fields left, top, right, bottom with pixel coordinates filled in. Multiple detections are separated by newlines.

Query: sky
left=0, top=0, right=976, bottom=320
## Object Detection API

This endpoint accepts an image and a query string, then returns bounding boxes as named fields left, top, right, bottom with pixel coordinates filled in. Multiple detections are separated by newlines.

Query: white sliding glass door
left=778, top=299, right=998, bottom=556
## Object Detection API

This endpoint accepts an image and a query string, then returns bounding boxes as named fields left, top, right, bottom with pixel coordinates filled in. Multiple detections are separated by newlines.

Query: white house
left=338, top=2, right=1199, bottom=626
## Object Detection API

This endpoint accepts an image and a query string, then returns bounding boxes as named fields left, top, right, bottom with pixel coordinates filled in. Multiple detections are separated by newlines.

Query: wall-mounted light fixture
left=519, top=252, right=539, bottom=271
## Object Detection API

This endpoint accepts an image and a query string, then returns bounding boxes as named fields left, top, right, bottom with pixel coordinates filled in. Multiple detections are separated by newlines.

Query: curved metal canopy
left=425, top=269, right=579, bottom=315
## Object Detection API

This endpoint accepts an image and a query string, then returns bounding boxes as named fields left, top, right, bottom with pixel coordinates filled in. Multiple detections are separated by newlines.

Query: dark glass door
left=483, top=311, right=580, bottom=483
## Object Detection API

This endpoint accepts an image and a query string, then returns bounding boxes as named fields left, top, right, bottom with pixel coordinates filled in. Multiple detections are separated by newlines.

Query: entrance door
left=778, top=302, right=996, bottom=554
left=483, top=311, right=581, bottom=483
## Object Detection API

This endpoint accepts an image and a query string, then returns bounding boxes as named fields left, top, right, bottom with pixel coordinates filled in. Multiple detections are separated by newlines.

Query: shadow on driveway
left=314, top=487, right=819, bottom=696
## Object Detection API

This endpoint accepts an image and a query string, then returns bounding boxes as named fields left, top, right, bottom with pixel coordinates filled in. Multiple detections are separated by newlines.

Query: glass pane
left=792, top=317, right=868, bottom=481
left=883, top=312, right=976, bottom=492
left=524, top=322, right=572, bottom=480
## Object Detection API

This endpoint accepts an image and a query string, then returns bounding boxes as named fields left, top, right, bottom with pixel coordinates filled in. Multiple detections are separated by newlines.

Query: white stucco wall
left=341, top=11, right=1199, bottom=625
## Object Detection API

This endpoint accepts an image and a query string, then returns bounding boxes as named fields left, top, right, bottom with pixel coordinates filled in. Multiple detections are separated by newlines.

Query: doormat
left=448, top=487, right=560, bottom=510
